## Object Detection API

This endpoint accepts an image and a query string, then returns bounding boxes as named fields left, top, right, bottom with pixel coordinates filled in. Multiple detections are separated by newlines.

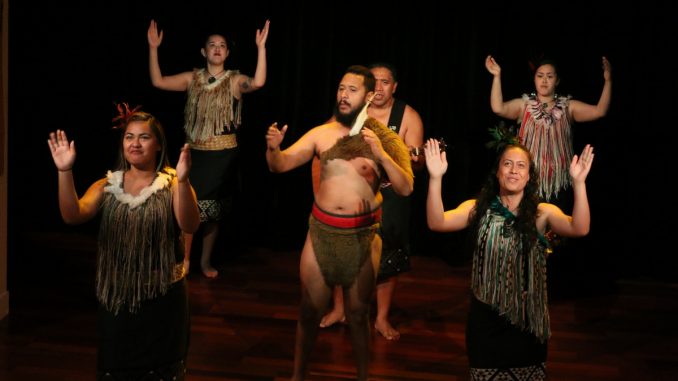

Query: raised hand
left=47, top=130, right=76, bottom=171
left=602, top=56, right=612, bottom=82
left=424, top=138, right=447, bottom=179
left=175, top=143, right=192, bottom=182
left=147, top=19, right=163, bottom=48
left=569, top=144, right=594, bottom=183
left=485, top=55, right=502, bottom=77
left=266, top=122, right=287, bottom=151
left=256, top=19, right=270, bottom=49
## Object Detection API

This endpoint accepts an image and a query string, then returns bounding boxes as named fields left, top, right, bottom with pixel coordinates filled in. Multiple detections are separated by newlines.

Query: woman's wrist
left=58, top=168, right=72, bottom=172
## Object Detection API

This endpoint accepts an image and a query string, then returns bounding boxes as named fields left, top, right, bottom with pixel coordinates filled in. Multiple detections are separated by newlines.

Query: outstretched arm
left=236, top=19, right=270, bottom=96
left=570, top=57, right=612, bottom=122
left=47, top=130, right=104, bottom=224
left=147, top=19, right=193, bottom=91
left=424, top=138, right=474, bottom=232
left=486, top=55, right=523, bottom=120
left=172, top=144, right=200, bottom=234
left=265, top=122, right=316, bottom=173
left=542, top=144, right=594, bottom=237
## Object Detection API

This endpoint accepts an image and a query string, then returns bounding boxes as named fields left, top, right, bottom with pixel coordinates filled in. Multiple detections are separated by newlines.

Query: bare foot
left=201, top=264, right=218, bottom=278
left=375, top=319, right=400, bottom=341
left=319, top=309, right=346, bottom=328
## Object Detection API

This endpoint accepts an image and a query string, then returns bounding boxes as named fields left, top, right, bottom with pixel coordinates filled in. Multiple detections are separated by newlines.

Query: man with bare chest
left=320, top=63, right=425, bottom=340
left=265, top=65, right=413, bottom=381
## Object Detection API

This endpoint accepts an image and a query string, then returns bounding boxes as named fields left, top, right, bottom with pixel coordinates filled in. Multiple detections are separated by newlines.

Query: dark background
left=7, top=1, right=677, bottom=288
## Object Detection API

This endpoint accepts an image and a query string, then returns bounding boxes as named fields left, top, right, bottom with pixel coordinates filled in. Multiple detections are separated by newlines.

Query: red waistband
left=311, top=203, right=381, bottom=229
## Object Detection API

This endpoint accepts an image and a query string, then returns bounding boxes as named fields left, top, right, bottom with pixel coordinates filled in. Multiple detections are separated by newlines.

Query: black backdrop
left=8, top=1, right=677, bottom=284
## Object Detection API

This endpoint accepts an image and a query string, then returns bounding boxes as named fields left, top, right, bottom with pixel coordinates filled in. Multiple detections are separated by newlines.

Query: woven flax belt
left=190, top=134, right=237, bottom=151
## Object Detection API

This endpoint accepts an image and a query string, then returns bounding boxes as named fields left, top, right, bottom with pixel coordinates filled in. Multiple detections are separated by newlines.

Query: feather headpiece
left=111, top=102, right=142, bottom=130
left=486, top=121, right=519, bottom=152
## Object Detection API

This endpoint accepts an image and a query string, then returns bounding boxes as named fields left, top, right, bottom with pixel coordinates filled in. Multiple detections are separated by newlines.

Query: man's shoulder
left=312, top=121, right=349, bottom=132
left=307, top=121, right=349, bottom=142
left=403, top=103, right=423, bottom=126
left=403, top=102, right=420, bottom=115
left=391, top=98, right=421, bottom=124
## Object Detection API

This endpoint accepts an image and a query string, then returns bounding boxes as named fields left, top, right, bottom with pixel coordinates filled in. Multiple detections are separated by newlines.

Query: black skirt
left=96, top=279, right=190, bottom=378
left=466, top=296, right=547, bottom=378
left=190, top=146, right=240, bottom=221
left=377, top=185, right=412, bottom=281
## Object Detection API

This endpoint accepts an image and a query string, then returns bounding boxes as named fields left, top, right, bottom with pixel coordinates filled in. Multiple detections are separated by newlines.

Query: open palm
left=47, top=130, right=76, bottom=171
left=569, top=144, right=594, bottom=182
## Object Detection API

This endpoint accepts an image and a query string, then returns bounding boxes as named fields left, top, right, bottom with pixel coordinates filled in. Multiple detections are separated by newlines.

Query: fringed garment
left=467, top=198, right=550, bottom=379
left=96, top=169, right=189, bottom=377
left=184, top=68, right=242, bottom=221
left=184, top=68, right=242, bottom=144
left=471, top=197, right=551, bottom=342
left=518, top=93, right=572, bottom=201
left=97, top=170, right=182, bottom=314
left=320, top=117, right=413, bottom=192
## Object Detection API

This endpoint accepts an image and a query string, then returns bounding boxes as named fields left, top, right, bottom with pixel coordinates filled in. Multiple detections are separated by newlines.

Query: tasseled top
left=96, top=169, right=181, bottom=314
left=472, top=197, right=551, bottom=342
left=184, top=68, right=242, bottom=143
left=518, top=93, right=572, bottom=201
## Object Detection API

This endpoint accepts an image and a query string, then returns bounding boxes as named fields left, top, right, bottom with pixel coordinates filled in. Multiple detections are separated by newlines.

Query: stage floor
left=2, top=231, right=677, bottom=380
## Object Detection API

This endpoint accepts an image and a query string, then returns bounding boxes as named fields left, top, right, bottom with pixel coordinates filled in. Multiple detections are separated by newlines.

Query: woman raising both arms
left=147, top=19, right=270, bottom=277
left=48, top=108, right=200, bottom=379
left=485, top=55, right=610, bottom=202
left=425, top=138, right=594, bottom=380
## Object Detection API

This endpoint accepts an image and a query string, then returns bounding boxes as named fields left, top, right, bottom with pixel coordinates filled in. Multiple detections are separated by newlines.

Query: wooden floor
left=2, top=231, right=678, bottom=380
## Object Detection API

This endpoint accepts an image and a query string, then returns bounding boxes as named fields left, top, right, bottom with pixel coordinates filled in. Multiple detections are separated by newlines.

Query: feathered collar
left=523, top=93, right=570, bottom=123
left=103, top=170, right=174, bottom=209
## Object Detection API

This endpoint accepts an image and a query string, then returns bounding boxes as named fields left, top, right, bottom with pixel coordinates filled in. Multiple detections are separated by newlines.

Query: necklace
left=207, top=69, right=225, bottom=84
left=539, top=99, right=554, bottom=114
left=539, top=94, right=558, bottom=109
left=499, top=196, right=519, bottom=213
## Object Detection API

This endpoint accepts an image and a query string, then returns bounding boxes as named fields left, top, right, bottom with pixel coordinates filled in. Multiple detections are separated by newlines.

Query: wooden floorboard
left=2, top=231, right=678, bottom=380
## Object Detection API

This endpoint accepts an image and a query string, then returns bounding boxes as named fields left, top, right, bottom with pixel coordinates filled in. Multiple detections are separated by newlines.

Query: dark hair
left=468, top=144, right=540, bottom=253
left=530, top=58, right=559, bottom=77
left=116, top=112, right=170, bottom=173
left=345, top=65, right=376, bottom=93
left=203, top=33, right=232, bottom=50
left=368, top=62, right=398, bottom=83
